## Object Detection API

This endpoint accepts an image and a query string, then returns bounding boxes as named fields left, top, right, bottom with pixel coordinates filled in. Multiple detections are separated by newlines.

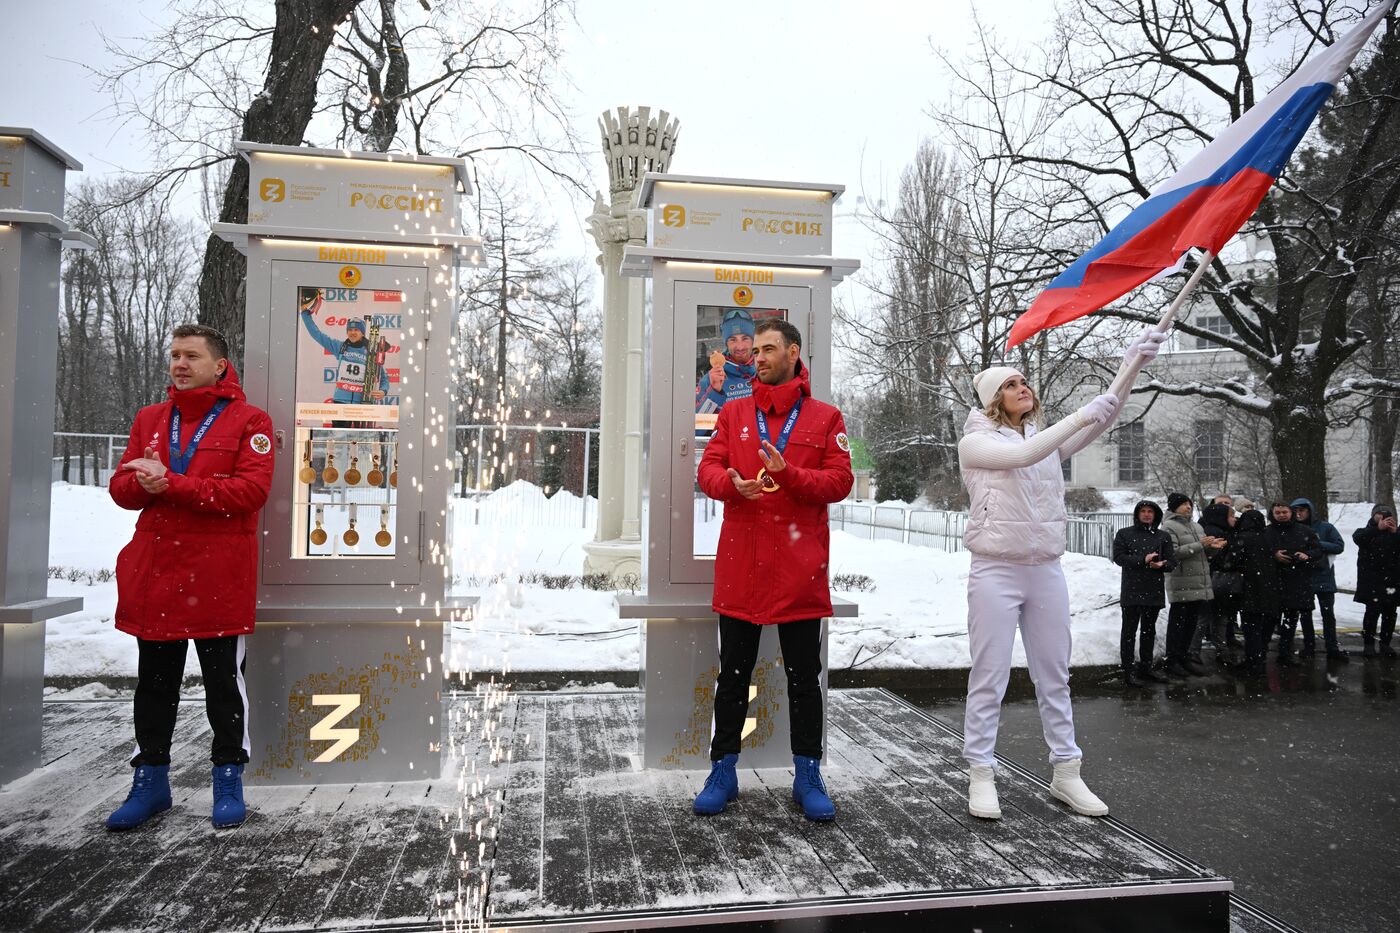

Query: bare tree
left=941, top=0, right=1400, bottom=517
left=840, top=129, right=1131, bottom=499
left=58, top=177, right=202, bottom=478
left=533, top=256, right=601, bottom=409
left=97, top=0, right=584, bottom=361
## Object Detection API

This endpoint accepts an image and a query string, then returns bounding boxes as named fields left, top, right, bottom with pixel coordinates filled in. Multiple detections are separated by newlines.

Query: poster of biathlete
left=295, top=284, right=404, bottom=428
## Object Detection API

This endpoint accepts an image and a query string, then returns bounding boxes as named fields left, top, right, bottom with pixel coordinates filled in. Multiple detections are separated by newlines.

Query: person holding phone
left=1265, top=502, right=1322, bottom=667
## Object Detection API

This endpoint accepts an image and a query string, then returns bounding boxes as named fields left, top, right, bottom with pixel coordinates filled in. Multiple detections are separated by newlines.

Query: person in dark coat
left=1111, top=500, right=1176, bottom=687
left=1289, top=498, right=1347, bottom=660
left=1352, top=505, right=1400, bottom=659
left=1199, top=501, right=1244, bottom=665
left=1265, top=502, right=1322, bottom=666
left=1234, top=508, right=1280, bottom=674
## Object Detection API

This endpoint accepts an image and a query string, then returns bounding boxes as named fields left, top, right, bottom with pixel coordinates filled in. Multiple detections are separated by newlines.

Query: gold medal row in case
left=309, top=505, right=394, bottom=548
left=298, top=439, right=397, bottom=488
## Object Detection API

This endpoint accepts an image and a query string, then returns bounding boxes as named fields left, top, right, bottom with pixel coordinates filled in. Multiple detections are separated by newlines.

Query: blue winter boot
left=693, top=754, right=739, bottom=815
left=211, top=763, right=247, bottom=828
left=792, top=755, right=835, bottom=822
left=105, top=764, right=172, bottom=831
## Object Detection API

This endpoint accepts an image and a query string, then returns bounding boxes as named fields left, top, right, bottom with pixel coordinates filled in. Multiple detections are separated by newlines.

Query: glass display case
left=691, top=302, right=791, bottom=559
left=260, top=263, right=429, bottom=588
left=668, top=279, right=810, bottom=579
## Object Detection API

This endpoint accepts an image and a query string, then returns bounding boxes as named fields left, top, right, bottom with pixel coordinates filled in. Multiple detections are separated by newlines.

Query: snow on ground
left=43, top=481, right=1373, bottom=679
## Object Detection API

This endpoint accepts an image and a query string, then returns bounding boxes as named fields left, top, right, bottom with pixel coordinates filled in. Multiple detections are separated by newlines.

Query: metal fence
left=454, top=424, right=598, bottom=529
left=51, top=432, right=127, bottom=486
left=828, top=502, right=1125, bottom=560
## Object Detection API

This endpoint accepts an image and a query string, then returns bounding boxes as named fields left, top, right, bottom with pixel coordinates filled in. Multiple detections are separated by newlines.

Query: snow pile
left=457, top=479, right=595, bottom=528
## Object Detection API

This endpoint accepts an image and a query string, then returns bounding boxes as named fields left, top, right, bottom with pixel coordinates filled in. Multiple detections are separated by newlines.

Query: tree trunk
left=1371, top=397, right=1398, bottom=507
left=1270, top=396, right=1330, bottom=519
left=363, top=0, right=408, bottom=152
left=197, top=0, right=364, bottom=361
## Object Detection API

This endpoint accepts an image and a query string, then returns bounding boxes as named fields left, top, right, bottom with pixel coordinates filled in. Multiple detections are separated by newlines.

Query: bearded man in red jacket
left=104, top=323, right=274, bottom=831
left=693, top=318, right=854, bottom=822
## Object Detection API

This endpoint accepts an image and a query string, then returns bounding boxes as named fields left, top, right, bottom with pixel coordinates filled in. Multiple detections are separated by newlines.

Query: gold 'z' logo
left=259, top=177, right=286, bottom=202
left=661, top=203, right=686, bottom=227
left=310, top=694, right=362, bottom=762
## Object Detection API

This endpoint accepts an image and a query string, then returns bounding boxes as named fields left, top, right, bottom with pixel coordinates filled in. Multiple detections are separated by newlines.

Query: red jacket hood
left=752, top=359, right=812, bottom=414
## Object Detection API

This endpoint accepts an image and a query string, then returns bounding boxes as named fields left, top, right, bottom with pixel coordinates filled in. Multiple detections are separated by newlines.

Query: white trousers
left=963, top=556, right=1082, bottom=766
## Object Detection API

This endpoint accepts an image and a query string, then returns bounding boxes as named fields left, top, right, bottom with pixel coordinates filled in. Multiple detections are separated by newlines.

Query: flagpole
left=1107, top=249, right=1217, bottom=398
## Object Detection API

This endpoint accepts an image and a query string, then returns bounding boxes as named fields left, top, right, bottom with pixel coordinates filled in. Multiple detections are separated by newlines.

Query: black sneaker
left=1123, top=670, right=1148, bottom=688
left=1140, top=667, right=1171, bottom=684
left=1165, top=660, right=1191, bottom=679
left=1363, top=640, right=1379, bottom=658
left=1326, top=649, right=1350, bottom=663
left=1382, top=644, right=1398, bottom=659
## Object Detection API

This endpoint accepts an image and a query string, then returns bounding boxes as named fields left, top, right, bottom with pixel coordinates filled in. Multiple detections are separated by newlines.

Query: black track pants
left=132, top=635, right=250, bottom=767
left=710, top=616, right=823, bottom=761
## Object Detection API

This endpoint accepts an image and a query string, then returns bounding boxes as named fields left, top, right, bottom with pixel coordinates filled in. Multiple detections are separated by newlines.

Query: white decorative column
left=583, top=107, right=679, bottom=579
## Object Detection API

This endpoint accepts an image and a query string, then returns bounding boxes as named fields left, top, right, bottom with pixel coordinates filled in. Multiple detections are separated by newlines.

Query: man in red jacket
left=693, top=319, right=854, bottom=822
left=105, top=323, right=274, bottom=831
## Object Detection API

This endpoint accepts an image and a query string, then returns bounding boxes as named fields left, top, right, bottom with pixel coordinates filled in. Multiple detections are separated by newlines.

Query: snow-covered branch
left=1134, top=377, right=1273, bottom=413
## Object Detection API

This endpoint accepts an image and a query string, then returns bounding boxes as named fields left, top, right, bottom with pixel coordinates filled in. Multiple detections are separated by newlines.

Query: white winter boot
left=1049, top=759, right=1109, bottom=816
left=967, top=764, right=1001, bottom=819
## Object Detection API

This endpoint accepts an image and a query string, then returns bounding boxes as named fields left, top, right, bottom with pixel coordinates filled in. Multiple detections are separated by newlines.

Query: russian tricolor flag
left=1008, top=0, right=1395, bottom=350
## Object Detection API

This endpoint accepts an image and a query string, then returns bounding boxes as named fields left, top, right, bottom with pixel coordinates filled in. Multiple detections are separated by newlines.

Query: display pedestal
left=0, top=128, right=92, bottom=786
left=245, top=619, right=444, bottom=785
left=0, top=619, right=47, bottom=784
left=213, top=141, right=481, bottom=789
left=622, top=596, right=856, bottom=769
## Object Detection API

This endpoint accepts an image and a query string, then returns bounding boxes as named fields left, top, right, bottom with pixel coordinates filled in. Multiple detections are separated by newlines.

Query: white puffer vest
left=960, top=409, right=1067, bottom=565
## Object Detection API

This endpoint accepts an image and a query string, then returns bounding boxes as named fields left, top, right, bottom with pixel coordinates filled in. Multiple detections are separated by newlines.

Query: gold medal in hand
left=756, top=467, right=780, bottom=493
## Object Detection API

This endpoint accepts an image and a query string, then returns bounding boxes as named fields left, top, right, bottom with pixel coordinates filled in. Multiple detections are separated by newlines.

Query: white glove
left=1078, top=393, right=1119, bottom=425
left=1125, top=327, right=1169, bottom=368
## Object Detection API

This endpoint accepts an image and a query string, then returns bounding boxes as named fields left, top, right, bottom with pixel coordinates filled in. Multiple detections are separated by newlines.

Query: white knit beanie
left=973, top=366, right=1026, bottom=408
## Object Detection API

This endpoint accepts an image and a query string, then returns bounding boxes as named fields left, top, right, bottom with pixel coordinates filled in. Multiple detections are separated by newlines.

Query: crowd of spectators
left=1111, top=494, right=1398, bottom=685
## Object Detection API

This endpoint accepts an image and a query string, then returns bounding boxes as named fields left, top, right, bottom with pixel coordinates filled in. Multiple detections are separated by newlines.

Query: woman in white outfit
left=958, top=328, right=1167, bottom=819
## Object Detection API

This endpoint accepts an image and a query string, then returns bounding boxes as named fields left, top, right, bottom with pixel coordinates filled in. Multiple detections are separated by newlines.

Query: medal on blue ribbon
left=169, top=399, right=229, bottom=475
left=754, top=397, right=803, bottom=493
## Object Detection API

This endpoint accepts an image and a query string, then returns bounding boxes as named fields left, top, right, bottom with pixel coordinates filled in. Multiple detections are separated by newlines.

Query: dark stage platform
left=0, top=688, right=1298, bottom=932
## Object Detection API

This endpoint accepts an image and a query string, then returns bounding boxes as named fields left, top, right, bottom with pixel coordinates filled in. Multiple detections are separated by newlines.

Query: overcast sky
left=3, top=1, right=1054, bottom=289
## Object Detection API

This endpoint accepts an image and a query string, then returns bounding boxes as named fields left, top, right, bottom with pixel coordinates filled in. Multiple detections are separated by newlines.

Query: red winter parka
left=109, top=365, right=274, bottom=640
left=697, top=362, right=854, bottom=625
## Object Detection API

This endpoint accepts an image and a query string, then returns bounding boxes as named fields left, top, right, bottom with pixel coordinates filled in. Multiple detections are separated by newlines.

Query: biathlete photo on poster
left=296, top=285, right=394, bottom=408
left=694, top=305, right=784, bottom=436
